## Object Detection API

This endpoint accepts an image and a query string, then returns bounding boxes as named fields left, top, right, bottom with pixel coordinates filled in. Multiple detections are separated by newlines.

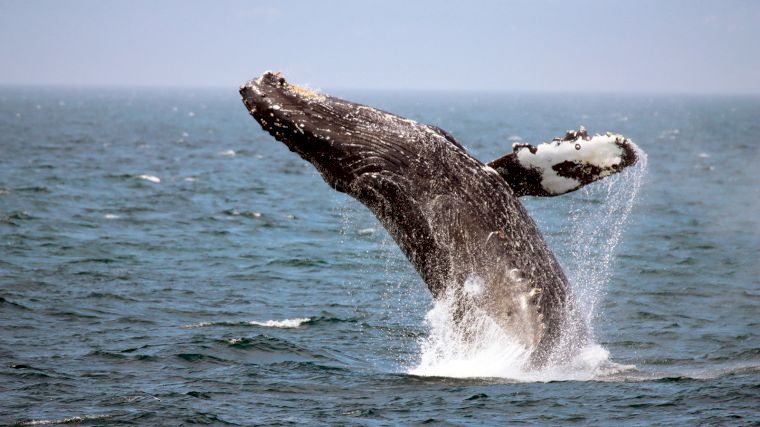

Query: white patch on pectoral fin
left=513, top=127, right=639, bottom=196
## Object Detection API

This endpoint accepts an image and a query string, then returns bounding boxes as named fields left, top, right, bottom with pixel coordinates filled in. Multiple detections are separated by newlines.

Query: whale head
left=240, top=71, right=461, bottom=195
left=240, top=71, right=326, bottom=149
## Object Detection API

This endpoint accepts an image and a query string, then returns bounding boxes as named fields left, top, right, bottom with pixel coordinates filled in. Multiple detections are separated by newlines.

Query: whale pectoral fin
left=487, top=128, right=639, bottom=197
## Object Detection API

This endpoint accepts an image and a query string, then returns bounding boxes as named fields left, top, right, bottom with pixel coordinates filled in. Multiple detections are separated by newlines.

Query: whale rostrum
left=239, top=72, right=638, bottom=367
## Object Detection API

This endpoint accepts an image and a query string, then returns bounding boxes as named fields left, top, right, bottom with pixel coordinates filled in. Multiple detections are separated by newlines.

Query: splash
left=556, top=145, right=649, bottom=359
left=409, top=287, right=531, bottom=379
left=409, top=284, right=635, bottom=381
left=410, top=146, right=648, bottom=381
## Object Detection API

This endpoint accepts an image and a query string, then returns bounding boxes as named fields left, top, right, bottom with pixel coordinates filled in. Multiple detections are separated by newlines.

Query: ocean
left=1, top=87, right=758, bottom=425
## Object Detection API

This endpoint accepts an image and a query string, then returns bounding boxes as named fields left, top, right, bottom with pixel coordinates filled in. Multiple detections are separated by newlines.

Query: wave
left=14, top=414, right=112, bottom=426
left=175, top=353, right=228, bottom=363
left=213, top=334, right=326, bottom=362
left=222, top=208, right=262, bottom=218
left=0, top=296, right=31, bottom=311
left=222, top=335, right=308, bottom=353
left=594, top=362, right=760, bottom=383
left=183, top=317, right=311, bottom=329
left=135, top=174, right=160, bottom=183
left=247, top=318, right=311, bottom=328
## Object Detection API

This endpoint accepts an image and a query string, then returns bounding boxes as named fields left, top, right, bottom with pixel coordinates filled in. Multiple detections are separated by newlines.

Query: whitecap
left=17, top=414, right=112, bottom=426
left=104, top=214, right=120, bottom=219
left=183, top=318, right=310, bottom=329
left=218, top=149, right=236, bottom=157
left=357, top=227, right=376, bottom=235
left=183, top=321, right=215, bottom=328
left=247, top=318, right=310, bottom=328
left=136, top=174, right=160, bottom=183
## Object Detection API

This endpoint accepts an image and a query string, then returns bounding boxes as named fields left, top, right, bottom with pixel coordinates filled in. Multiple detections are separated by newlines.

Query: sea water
left=1, top=88, right=758, bottom=424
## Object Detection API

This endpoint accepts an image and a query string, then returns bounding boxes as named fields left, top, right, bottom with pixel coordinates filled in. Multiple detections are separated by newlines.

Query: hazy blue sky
left=1, top=0, right=758, bottom=93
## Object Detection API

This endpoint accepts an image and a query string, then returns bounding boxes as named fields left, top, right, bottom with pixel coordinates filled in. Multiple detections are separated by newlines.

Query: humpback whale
left=240, top=72, right=638, bottom=367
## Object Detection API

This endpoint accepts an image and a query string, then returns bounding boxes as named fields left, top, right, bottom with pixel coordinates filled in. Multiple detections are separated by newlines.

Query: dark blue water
left=1, top=87, right=758, bottom=425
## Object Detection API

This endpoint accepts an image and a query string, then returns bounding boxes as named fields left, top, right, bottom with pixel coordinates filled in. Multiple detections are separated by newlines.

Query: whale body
left=239, top=72, right=638, bottom=366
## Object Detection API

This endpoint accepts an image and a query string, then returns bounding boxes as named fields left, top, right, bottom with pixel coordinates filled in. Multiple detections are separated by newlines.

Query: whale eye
left=575, top=143, right=581, bottom=150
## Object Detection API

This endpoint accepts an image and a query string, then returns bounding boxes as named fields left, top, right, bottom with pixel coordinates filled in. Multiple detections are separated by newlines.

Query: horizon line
left=1, top=82, right=759, bottom=97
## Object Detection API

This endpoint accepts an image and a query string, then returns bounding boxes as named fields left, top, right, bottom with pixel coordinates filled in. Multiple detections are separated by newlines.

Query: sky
left=0, top=0, right=759, bottom=93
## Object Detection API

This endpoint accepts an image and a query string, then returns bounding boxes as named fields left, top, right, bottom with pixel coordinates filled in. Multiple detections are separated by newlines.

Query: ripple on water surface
left=1, top=89, right=758, bottom=425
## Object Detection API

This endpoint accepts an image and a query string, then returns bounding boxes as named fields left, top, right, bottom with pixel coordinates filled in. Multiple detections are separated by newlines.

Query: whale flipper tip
left=489, top=128, right=639, bottom=197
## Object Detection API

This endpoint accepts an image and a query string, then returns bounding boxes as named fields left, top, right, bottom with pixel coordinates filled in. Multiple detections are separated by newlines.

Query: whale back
left=240, top=72, right=570, bottom=364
